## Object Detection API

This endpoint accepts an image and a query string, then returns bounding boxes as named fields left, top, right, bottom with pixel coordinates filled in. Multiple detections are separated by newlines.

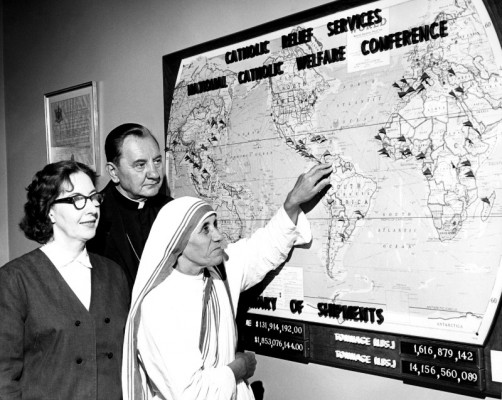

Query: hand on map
left=284, top=162, right=333, bottom=224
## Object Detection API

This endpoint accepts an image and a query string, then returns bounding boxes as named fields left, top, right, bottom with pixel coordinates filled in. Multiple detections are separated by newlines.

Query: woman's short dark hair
left=105, top=123, right=159, bottom=165
left=19, top=160, right=97, bottom=244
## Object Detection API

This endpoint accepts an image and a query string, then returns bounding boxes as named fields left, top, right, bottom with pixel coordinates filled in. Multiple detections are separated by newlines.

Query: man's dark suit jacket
left=0, top=249, right=130, bottom=400
left=87, top=181, right=171, bottom=290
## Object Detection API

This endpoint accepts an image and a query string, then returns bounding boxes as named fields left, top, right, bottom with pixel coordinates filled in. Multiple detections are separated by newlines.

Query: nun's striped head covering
left=122, top=196, right=215, bottom=400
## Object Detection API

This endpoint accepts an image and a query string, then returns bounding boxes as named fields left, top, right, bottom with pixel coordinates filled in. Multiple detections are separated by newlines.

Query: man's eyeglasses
left=53, top=193, right=104, bottom=210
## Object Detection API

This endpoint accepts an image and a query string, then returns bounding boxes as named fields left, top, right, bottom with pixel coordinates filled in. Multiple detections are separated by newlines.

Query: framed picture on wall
left=44, top=81, right=100, bottom=174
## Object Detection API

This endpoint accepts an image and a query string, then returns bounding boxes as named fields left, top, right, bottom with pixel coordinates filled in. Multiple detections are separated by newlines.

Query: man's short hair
left=105, top=123, right=160, bottom=164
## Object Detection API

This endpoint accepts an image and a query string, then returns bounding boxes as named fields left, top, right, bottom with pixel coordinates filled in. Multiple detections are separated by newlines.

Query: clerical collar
left=114, top=186, right=146, bottom=209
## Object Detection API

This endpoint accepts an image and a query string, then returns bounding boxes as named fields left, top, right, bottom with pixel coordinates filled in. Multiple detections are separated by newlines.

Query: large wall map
left=165, top=0, right=502, bottom=345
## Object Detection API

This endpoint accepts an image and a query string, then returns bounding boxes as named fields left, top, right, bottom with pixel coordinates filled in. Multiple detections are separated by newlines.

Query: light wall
left=0, top=0, right=8, bottom=265
left=1, top=0, right=489, bottom=399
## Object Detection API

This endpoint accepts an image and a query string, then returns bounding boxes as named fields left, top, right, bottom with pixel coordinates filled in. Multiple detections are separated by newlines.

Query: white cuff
left=277, top=206, right=312, bottom=245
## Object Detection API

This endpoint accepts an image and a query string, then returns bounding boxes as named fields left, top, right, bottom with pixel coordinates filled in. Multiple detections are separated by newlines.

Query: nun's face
left=177, top=214, right=225, bottom=275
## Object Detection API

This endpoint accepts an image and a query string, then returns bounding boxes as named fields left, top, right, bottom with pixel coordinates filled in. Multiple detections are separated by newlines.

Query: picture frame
left=44, top=81, right=100, bottom=174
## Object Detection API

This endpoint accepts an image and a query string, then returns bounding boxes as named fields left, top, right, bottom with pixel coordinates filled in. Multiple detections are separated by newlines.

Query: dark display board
left=163, top=0, right=502, bottom=396
left=240, top=313, right=502, bottom=397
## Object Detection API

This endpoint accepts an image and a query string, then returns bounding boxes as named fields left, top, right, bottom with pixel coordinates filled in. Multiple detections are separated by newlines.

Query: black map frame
left=163, top=0, right=502, bottom=396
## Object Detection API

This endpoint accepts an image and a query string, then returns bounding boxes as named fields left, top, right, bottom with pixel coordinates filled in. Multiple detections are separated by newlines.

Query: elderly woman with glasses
left=0, top=160, right=130, bottom=400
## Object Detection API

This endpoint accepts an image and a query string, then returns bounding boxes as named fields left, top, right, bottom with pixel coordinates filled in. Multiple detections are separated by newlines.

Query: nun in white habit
left=122, top=163, right=333, bottom=400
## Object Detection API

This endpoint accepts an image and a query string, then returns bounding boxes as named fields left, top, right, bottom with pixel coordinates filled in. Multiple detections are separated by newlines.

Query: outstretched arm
left=284, top=163, right=333, bottom=224
left=223, top=162, right=333, bottom=297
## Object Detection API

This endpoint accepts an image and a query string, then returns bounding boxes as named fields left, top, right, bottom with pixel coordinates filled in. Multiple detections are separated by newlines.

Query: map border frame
left=163, top=0, right=502, bottom=347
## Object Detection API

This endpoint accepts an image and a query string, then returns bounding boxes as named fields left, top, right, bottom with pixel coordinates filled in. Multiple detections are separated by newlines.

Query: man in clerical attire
left=87, top=123, right=172, bottom=290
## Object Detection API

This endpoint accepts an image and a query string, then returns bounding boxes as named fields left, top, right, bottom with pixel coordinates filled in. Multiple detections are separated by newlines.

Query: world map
left=165, top=0, right=502, bottom=344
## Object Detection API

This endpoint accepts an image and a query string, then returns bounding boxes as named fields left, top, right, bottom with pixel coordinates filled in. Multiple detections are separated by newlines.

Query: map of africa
left=165, top=0, right=502, bottom=344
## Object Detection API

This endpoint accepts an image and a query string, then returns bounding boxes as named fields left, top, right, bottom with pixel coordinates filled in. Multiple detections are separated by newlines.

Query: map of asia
left=165, top=0, right=502, bottom=344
